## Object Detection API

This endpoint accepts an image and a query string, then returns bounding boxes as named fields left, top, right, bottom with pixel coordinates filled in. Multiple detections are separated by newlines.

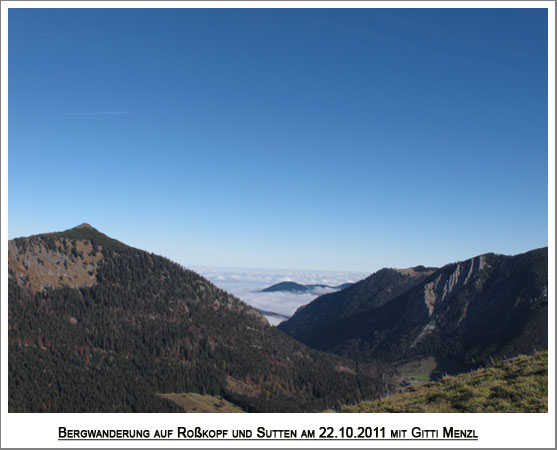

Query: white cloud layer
left=192, top=266, right=368, bottom=325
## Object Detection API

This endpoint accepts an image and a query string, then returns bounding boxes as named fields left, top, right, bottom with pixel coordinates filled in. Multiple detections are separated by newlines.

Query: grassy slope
left=396, top=356, right=438, bottom=382
left=343, top=352, right=548, bottom=413
left=156, top=393, right=244, bottom=413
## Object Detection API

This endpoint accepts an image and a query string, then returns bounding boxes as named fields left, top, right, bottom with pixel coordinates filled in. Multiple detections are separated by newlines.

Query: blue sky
left=8, top=8, right=548, bottom=272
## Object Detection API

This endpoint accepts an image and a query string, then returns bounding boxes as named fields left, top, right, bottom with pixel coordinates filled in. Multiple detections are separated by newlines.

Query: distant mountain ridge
left=261, top=281, right=354, bottom=294
left=253, top=308, right=291, bottom=321
left=279, top=248, right=548, bottom=376
left=8, top=224, right=391, bottom=413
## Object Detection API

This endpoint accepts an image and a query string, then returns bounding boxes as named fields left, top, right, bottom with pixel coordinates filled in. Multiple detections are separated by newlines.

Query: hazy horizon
left=7, top=221, right=549, bottom=276
left=193, top=265, right=368, bottom=325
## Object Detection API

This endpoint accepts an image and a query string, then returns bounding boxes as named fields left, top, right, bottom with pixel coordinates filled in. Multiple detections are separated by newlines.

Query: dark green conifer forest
left=8, top=226, right=392, bottom=412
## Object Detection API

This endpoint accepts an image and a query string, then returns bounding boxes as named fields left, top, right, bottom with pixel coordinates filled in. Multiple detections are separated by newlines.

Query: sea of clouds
left=192, top=266, right=368, bottom=326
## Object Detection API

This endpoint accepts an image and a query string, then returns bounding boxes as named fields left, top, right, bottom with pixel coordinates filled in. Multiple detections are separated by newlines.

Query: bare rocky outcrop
left=418, top=254, right=487, bottom=319
left=8, top=237, right=103, bottom=292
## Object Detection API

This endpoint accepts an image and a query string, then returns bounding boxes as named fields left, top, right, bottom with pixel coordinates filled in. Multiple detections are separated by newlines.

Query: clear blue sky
left=8, top=8, right=548, bottom=272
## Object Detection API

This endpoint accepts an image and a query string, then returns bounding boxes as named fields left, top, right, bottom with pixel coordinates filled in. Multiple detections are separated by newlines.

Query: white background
left=1, top=413, right=556, bottom=448
left=1, top=1, right=555, bottom=449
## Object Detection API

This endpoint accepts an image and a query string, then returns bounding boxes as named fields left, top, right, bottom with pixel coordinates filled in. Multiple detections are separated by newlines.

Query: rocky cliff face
left=411, top=254, right=489, bottom=347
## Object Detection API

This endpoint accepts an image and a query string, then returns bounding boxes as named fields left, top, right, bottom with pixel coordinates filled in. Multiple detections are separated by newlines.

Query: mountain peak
left=73, top=223, right=97, bottom=231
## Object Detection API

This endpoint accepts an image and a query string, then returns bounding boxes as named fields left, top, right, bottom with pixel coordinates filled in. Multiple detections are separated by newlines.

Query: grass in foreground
left=396, top=356, right=438, bottom=382
left=157, top=393, right=245, bottom=413
left=343, top=352, right=547, bottom=413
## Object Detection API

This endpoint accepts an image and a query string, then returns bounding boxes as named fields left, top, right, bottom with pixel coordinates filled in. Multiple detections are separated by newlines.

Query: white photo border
left=1, top=1, right=554, bottom=448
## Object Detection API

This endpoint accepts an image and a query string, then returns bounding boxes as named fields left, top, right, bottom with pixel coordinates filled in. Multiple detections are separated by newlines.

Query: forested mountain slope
left=8, top=224, right=392, bottom=412
left=279, top=266, right=435, bottom=343
left=279, top=248, right=548, bottom=375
